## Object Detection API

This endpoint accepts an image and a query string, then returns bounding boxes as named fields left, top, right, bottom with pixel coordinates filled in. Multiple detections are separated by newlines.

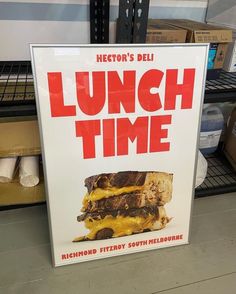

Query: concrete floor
left=0, top=192, right=236, bottom=294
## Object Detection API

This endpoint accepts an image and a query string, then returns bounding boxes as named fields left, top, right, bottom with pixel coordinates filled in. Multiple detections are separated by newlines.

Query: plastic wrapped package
left=195, top=151, right=208, bottom=188
left=0, top=157, right=18, bottom=183
left=19, top=156, right=40, bottom=187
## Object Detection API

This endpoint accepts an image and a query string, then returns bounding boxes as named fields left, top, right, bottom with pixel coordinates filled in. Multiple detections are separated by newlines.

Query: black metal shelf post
left=90, top=0, right=110, bottom=44
left=132, top=0, right=150, bottom=43
left=116, top=0, right=150, bottom=43
left=116, top=0, right=134, bottom=43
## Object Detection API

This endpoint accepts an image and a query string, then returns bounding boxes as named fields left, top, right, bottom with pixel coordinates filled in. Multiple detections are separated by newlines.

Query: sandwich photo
left=73, top=171, right=173, bottom=242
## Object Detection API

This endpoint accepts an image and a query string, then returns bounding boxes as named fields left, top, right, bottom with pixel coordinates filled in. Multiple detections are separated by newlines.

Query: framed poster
left=31, top=44, right=208, bottom=266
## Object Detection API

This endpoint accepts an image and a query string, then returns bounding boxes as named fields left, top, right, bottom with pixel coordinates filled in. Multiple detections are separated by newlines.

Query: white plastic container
left=200, top=105, right=224, bottom=154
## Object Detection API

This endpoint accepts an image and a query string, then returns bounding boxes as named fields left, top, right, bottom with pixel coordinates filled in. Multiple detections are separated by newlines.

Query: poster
left=31, top=44, right=208, bottom=266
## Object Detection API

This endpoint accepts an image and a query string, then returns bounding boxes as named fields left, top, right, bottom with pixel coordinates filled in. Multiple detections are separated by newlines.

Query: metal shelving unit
left=205, top=72, right=236, bottom=103
left=0, top=61, right=36, bottom=117
left=195, top=152, right=236, bottom=197
left=0, top=61, right=236, bottom=197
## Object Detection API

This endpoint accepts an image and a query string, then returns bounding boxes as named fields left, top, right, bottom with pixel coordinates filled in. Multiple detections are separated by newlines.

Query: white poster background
left=31, top=44, right=208, bottom=266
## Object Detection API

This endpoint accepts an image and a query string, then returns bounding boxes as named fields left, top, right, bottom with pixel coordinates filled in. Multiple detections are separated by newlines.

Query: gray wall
left=0, top=0, right=208, bottom=60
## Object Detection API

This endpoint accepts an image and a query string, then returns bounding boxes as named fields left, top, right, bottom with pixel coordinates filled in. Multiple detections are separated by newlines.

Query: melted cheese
left=84, top=214, right=156, bottom=240
left=73, top=207, right=170, bottom=242
left=82, top=186, right=143, bottom=211
left=89, top=186, right=142, bottom=201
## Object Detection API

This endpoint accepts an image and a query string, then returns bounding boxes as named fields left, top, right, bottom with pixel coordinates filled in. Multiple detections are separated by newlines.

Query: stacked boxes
left=222, top=29, right=236, bottom=72
left=146, top=19, right=232, bottom=79
left=206, top=0, right=236, bottom=72
left=146, top=19, right=187, bottom=43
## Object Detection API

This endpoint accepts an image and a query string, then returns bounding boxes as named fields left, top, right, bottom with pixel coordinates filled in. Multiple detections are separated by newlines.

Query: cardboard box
left=161, top=19, right=232, bottom=43
left=161, top=19, right=232, bottom=76
left=0, top=117, right=41, bottom=157
left=223, top=30, right=236, bottom=72
left=0, top=169, right=45, bottom=206
left=146, top=19, right=187, bottom=43
left=224, top=108, right=236, bottom=170
left=207, top=23, right=236, bottom=72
